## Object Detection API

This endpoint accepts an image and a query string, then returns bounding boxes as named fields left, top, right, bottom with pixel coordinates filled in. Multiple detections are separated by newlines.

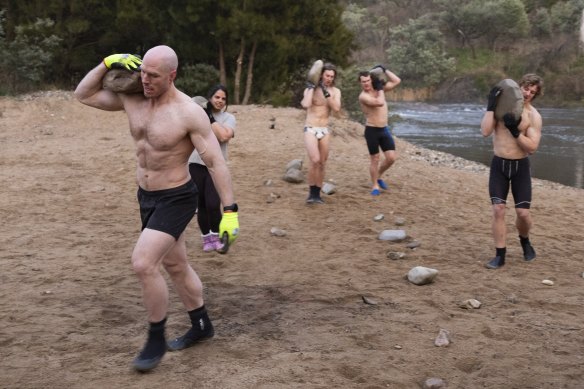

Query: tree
left=387, top=15, right=455, bottom=87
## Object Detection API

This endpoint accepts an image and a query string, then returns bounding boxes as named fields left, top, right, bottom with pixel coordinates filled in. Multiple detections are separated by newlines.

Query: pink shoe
left=202, top=234, right=214, bottom=252
left=209, top=233, right=225, bottom=251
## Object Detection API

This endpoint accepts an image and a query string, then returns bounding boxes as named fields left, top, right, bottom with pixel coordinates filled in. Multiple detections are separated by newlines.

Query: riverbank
left=1, top=92, right=583, bottom=388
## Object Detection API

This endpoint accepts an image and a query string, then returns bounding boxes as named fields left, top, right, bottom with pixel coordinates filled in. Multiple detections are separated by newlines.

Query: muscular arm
left=481, top=111, right=496, bottom=137
left=327, top=88, right=342, bottom=113
left=74, top=63, right=124, bottom=111
left=359, top=91, right=385, bottom=108
left=517, top=112, right=542, bottom=155
left=383, top=69, right=401, bottom=91
left=301, top=88, right=315, bottom=109
left=190, top=109, right=235, bottom=206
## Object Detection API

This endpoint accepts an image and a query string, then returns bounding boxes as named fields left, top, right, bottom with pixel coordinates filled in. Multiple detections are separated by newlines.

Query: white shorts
left=304, top=126, right=329, bottom=140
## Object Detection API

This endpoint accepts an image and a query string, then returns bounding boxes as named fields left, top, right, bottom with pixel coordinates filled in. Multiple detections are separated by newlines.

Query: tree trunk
left=242, top=40, right=257, bottom=105
left=219, top=43, right=227, bottom=87
left=234, top=38, right=245, bottom=104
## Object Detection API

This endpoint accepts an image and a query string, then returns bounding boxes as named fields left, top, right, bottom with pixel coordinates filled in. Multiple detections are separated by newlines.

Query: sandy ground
left=1, top=91, right=583, bottom=389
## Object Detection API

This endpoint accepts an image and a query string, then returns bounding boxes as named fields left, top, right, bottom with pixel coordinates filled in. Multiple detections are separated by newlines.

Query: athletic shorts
left=137, top=179, right=199, bottom=240
left=489, top=155, right=532, bottom=209
left=304, top=126, right=329, bottom=140
left=364, top=125, right=395, bottom=155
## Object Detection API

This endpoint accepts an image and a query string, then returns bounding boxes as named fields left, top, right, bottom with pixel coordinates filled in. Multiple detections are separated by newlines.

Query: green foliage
left=550, top=0, right=584, bottom=34
left=0, top=15, right=62, bottom=94
left=531, top=7, right=553, bottom=37
left=387, top=16, right=455, bottom=87
left=174, top=64, right=220, bottom=97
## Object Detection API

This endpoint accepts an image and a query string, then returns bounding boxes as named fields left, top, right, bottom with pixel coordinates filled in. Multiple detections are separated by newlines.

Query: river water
left=389, top=102, right=584, bottom=189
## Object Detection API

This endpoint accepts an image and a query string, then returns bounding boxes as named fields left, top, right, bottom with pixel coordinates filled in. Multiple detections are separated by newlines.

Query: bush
left=175, top=63, right=219, bottom=97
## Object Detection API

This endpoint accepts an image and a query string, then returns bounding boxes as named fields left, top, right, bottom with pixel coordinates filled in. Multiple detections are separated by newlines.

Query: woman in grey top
left=189, top=84, right=236, bottom=252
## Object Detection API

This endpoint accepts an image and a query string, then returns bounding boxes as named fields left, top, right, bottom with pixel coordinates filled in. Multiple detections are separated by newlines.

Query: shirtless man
left=480, top=74, right=543, bottom=269
left=300, top=62, right=341, bottom=204
left=74, top=46, right=240, bottom=371
left=358, top=65, right=401, bottom=195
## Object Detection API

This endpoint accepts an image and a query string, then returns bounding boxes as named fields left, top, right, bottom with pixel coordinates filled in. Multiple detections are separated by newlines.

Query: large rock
left=102, top=69, right=143, bottom=94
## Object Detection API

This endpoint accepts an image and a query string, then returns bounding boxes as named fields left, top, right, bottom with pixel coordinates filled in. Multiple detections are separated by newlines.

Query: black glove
left=319, top=81, right=330, bottom=98
left=205, top=102, right=216, bottom=124
left=503, top=113, right=521, bottom=138
left=487, top=86, right=502, bottom=112
left=372, top=77, right=385, bottom=91
left=305, top=81, right=316, bottom=89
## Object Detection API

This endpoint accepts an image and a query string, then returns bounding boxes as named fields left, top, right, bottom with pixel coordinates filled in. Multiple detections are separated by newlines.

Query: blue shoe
left=371, top=189, right=380, bottom=196
left=377, top=179, right=388, bottom=190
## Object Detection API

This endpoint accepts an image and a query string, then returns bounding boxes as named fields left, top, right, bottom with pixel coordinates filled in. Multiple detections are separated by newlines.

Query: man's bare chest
left=128, top=108, right=187, bottom=150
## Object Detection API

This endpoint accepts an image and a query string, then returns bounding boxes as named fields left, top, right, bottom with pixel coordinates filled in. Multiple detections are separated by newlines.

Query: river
left=389, top=102, right=584, bottom=189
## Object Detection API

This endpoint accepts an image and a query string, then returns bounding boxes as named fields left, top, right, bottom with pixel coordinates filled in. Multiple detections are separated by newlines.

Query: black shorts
left=364, top=125, right=395, bottom=155
left=137, top=180, right=198, bottom=240
left=489, top=155, right=532, bottom=209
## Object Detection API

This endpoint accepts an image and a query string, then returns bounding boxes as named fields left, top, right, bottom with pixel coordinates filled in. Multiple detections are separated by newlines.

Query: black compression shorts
left=364, top=125, right=395, bottom=155
left=489, top=155, right=532, bottom=209
left=137, top=179, right=198, bottom=240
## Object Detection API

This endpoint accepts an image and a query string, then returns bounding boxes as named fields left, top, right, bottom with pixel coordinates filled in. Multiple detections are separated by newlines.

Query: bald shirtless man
left=74, top=46, right=240, bottom=371
left=358, top=66, right=401, bottom=195
left=300, top=63, right=341, bottom=204
left=481, top=74, right=543, bottom=269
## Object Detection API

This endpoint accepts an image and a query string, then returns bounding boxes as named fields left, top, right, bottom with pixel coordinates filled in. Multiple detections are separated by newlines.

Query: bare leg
left=369, top=153, right=381, bottom=190
left=163, top=233, right=204, bottom=311
left=378, top=149, right=397, bottom=178
left=132, top=228, right=177, bottom=322
left=515, top=208, right=532, bottom=237
left=492, top=204, right=507, bottom=248
left=304, top=132, right=323, bottom=187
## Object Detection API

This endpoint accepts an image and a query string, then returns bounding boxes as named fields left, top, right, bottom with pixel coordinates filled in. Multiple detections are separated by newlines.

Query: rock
left=322, top=182, right=336, bottom=195
left=424, top=377, right=447, bottom=388
left=459, top=298, right=482, bottom=309
left=285, top=159, right=303, bottom=172
left=362, top=296, right=378, bottom=305
left=387, top=251, right=406, bottom=260
left=102, top=69, right=143, bottom=94
left=542, top=279, right=554, bottom=286
left=434, top=328, right=451, bottom=347
left=394, top=217, right=406, bottom=226
left=393, top=345, right=402, bottom=350
left=283, top=168, right=304, bottom=183
left=266, top=193, right=279, bottom=203
left=264, top=179, right=273, bottom=186
left=378, top=229, right=407, bottom=241
left=373, top=214, right=384, bottom=221
left=270, top=227, right=287, bottom=237
left=407, top=266, right=438, bottom=285
left=406, top=241, right=421, bottom=249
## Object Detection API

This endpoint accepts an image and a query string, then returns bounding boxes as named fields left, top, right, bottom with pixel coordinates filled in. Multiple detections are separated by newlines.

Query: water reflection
left=390, top=103, right=584, bottom=189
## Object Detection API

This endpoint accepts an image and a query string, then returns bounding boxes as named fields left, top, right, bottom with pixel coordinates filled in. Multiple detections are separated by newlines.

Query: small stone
left=378, top=230, right=407, bottom=241
left=264, top=179, right=273, bottom=186
left=459, top=298, right=482, bottom=309
left=542, top=279, right=554, bottom=286
left=434, top=328, right=450, bottom=347
left=406, top=241, right=421, bottom=249
left=394, top=217, right=406, bottom=226
left=387, top=251, right=406, bottom=260
left=42, top=290, right=53, bottom=295
left=322, top=182, right=336, bottom=195
left=362, top=296, right=378, bottom=305
left=285, top=159, right=303, bottom=172
left=407, top=266, right=438, bottom=285
left=424, top=377, right=446, bottom=389
left=282, top=168, right=304, bottom=183
left=270, top=227, right=287, bottom=237
left=393, top=345, right=402, bottom=350
left=373, top=214, right=384, bottom=221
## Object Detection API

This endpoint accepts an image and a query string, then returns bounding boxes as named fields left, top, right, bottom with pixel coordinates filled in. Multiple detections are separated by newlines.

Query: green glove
left=219, top=212, right=239, bottom=245
left=103, top=54, right=142, bottom=72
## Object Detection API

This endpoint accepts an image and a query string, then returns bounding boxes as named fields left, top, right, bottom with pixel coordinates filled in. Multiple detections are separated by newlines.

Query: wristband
left=223, top=203, right=238, bottom=212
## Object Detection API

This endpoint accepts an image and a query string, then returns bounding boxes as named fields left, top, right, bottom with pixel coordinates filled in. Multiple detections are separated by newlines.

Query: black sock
left=519, top=235, right=530, bottom=246
left=138, top=317, right=167, bottom=360
left=496, top=247, right=506, bottom=259
left=309, top=185, right=319, bottom=197
left=186, top=306, right=213, bottom=339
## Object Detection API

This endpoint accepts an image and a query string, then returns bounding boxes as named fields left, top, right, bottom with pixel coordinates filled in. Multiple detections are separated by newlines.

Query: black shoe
left=306, top=196, right=315, bottom=204
left=485, top=256, right=505, bottom=269
left=522, top=242, right=536, bottom=261
left=313, top=196, right=324, bottom=204
left=167, top=327, right=214, bottom=351
left=132, top=349, right=165, bottom=372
